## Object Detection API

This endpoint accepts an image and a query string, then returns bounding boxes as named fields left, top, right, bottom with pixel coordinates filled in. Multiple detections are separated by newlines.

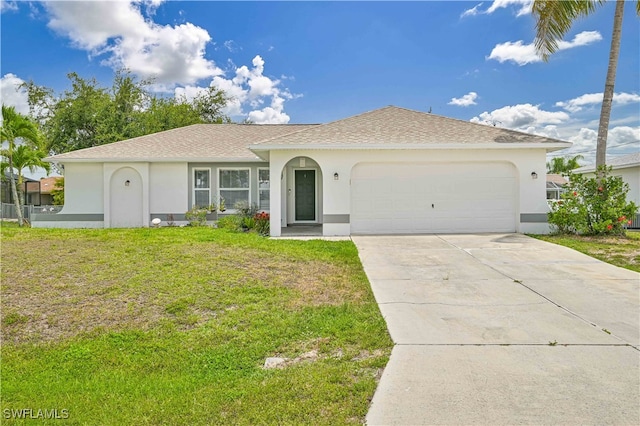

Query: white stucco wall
left=269, top=148, right=550, bottom=236
left=150, top=163, right=189, bottom=214
left=58, top=163, right=104, bottom=214
left=104, top=163, right=150, bottom=228
left=616, top=167, right=639, bottom=206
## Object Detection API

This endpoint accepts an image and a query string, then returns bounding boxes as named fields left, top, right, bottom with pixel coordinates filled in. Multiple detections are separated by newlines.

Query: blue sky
left=1, top=0, right=639, bottom=167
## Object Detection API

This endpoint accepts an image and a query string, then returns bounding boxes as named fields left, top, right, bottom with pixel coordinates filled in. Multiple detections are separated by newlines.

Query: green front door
left=295, top=170, right=316, bottom=221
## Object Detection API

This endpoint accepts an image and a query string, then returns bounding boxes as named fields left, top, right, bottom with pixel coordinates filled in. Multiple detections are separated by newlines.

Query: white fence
left=1, top=203, right=62, bottom=220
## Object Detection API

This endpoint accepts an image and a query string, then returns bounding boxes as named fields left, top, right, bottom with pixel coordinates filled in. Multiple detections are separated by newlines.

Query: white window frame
left=218, top=167, right=251, bottom=212
left=257, top=167, right=270, bottom=211
left=192, top=168, right=211, bottom=208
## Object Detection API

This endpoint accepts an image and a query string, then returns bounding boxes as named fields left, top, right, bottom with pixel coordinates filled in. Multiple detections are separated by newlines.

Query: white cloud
left=461, top=2, right=484, bottom=18
left=462, top=1, right=532, bottom=18
left=0, top=73, right=29, bottom=115
left=608, top=126, right=640, bottom=150
left=565, top=126, right=639, bottom=158
left=176, top=55, right=299, bottom=124
left=486, top=0, right=532, bottom=17
left=44, top=0, right=221, bottom=87
left=556, top=92, right=640, bottom=112
left=488, top=31, right=602, bottom=65
left=223, top=40, right=241, bottom=53
left=471, top=103, right=569, bottom=130
left=248, top=107, right=290, bottom=125
left=0, top=1, right=18, bottom=13
left=567, top=127, right=597, bottom=152
left=448, top=92, right=478, bottom=107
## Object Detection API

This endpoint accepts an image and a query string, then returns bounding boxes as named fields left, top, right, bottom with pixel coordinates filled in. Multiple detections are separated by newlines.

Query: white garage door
left=351, top=162, right=517, bottom=234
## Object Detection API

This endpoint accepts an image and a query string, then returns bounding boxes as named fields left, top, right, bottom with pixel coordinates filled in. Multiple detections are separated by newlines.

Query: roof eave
left=576, top=162, right=640, bottom=173
left=249, top=142, right=572, bottom=152
left=47, top=157, right=267, bottom=163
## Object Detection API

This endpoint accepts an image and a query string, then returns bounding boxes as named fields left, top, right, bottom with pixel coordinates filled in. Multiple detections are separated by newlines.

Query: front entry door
left=295, top=169, right=316, bottom=221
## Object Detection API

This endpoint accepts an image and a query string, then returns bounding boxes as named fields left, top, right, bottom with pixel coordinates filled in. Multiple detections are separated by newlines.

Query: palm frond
left=532, top=0, right=606, bottom=61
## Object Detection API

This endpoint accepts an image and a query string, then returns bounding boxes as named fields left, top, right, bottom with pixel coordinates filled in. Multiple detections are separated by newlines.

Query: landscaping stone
left=263, top=357, right=287, bottom=369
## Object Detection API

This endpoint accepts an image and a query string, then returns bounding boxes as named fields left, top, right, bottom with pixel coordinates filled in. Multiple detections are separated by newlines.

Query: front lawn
left=0, top=226, right=392, bottom=424
left=533, top=231, right=640, bottom=273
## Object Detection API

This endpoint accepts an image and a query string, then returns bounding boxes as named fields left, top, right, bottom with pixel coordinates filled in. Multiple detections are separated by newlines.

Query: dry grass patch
left=533, top=231, right=640, bottom=272
left=1, top=228, right=371, bottom=344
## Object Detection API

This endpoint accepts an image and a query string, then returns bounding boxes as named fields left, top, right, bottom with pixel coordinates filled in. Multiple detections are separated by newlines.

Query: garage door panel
left=351, top=162, right=517, bottom=234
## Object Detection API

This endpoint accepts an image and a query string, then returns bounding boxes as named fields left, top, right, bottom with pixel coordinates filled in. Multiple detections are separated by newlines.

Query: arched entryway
left=280, top=156, right=323, bottom=226
left=110, top=167, right=143, bottom=228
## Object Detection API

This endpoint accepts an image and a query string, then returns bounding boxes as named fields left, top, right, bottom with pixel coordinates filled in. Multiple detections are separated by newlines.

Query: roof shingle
left=48, top=124, right=317, bottom=162
left=48, top=106, right=571, bottom=163
left=252, top=106, right=570, bottom=147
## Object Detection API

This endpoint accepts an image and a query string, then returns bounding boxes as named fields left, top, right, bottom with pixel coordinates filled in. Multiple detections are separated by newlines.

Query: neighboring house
left=574, top=152, right=640, bottom=228
left=546, top=174, right=568, bottom=200
left=1, top=174, right=63, bottom=206
left=1, top=172, right=38, bottom=204
left=33, top=106, right=571, bottom=235
left=38, top=176, right=63, bottom=206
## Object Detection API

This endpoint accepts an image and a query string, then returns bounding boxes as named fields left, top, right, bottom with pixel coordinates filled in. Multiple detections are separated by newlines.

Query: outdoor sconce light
left=531, top=172, right=538, bottom=180
left=125, top=180, right=131, bottom=187
left=334, top=172, right=339, bottom=180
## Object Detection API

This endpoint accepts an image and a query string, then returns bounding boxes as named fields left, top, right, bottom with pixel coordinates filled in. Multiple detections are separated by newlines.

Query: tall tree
left=547, top=154, right=584, bottom=174
left=1, top=145, right=51, bottom=206
left=0, top=105, right=42, bottom=226
left=26, top=71, right=230, bottom=155
left=532, top=0, right=638, bottom=171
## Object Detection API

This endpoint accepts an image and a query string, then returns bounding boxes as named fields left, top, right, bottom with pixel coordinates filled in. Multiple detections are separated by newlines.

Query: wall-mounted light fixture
left=334, top=172, right=339, bottom=180
left=531, top=172, right=538, bottom=180
left=125, top=179, right=131, bottom=187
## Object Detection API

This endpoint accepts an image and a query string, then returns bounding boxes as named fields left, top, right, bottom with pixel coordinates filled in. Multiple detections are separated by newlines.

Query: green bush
left=185, top=206, right=209, bottom=227
left=216, top=215, right=242, bottom=231
left=548, top=166, right=638, bottom=236
left=242, top=216, right=256, bottom=230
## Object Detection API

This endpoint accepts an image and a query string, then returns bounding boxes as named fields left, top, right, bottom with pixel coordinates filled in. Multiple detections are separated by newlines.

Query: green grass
left=0, top=226, right=392, bottom=424
left=532, top=231, right=640, bottom=273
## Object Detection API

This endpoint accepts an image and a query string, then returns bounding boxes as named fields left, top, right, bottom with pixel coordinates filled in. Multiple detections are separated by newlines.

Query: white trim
left=250, top=142, right=572, bottom=153
left=292, top=168, right=318, bottom=224
left=257, top=167, right=270, bottom=211
left=192, top=167, right=211, bottom=207
left=218, top=167, right=251, bottom=213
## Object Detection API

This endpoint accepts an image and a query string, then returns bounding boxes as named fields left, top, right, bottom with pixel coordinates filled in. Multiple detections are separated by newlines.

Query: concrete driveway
left=353, top=234, right=639, bottom=425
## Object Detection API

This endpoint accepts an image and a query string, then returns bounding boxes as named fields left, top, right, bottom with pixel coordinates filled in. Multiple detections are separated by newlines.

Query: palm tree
left=532, top=0, right=638, bottom=172
left=1, top=105, right=43, bottom=226
left=2, top=145, right=51, bottom=206
left=547, top=154, right=584, bottom=174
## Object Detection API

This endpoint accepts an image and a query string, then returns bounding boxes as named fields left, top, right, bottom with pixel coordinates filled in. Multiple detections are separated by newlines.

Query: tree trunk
left=8, top=155, right=24, bottom=226
left=595, top=0, right=625, bottom=173
left=17, top=174, right=25, bottom=208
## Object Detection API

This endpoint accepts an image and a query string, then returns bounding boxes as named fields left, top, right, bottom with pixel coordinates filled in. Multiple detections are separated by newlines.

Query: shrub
left=242, top=216, right=256, bottom=231
left=217, top=215, right=242, bottom=232
left=254, top=211, right=270, bottom=236
left=185, top=206, right=209, bottom=227
left=234, top=200, right=259, bottom=218
left=548, top=166, right=638, bottom=236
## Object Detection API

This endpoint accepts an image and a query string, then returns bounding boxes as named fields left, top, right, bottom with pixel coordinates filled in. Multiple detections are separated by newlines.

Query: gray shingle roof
left=48, top=124, right=317, bottom=162
left=575, top=152, right=640, bottom=173
left=607, top=152, right=640, bottom=167
left=252, top=106, right=570, bottom=148
left=48, top=106, right=571, bottom=163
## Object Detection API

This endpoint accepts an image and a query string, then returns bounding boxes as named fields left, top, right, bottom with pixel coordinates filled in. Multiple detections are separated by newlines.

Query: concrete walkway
left=353, top=234, right=639, bottom=425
